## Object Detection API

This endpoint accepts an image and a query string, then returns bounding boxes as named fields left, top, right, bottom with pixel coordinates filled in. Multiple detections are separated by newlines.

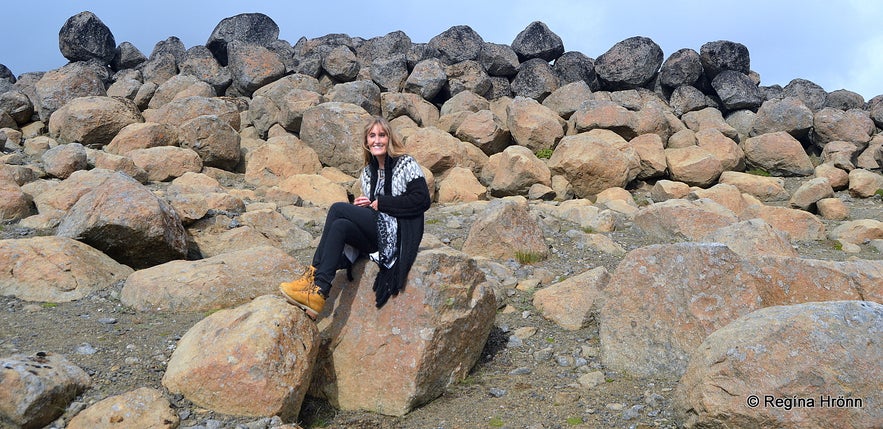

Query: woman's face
left=366, top=124, right=389, bottom=159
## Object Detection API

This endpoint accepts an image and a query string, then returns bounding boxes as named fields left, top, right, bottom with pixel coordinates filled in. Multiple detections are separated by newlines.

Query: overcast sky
left=2, top=0, right=881, bottom=100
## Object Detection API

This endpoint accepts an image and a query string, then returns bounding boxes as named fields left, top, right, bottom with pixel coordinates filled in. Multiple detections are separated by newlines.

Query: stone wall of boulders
left=2, top=10, right=883, bottom=429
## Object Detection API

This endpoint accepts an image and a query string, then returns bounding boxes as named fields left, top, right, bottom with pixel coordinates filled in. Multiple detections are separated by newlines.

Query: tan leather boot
left=279, top=266, right=316, bottom=293
left=280, top=284, right=326, bottom=320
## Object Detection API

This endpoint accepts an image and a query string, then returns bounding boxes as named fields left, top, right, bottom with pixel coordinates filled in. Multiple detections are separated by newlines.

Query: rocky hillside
left=1, top=11, right=882, bottom=429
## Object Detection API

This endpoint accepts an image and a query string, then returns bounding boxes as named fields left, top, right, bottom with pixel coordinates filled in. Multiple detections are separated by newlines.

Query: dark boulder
left=370, top=55, right=409, bottom=92
left=444, top=60, right=491, bottom=99
left=138, top=52, right=178, bottom=86
left=112, top=41, right=147, bottom=71
left=206, top=13, right=280, bottom=66
left=149, top=36, right=186, bottom=63
left=179, top=46, right=232, bottom=94
left=595, top=36, right=663, bottom=91
left=479, top=42, right=519, bottom=77
left=711, top=70, right=763, bottom=111
left=356, top=31, right=412, bottom=62
left=0, top=90, right=34, bottom=125
left=511, top=21, right=565, bottom=62
left=511, top=58, right=560, bottom=102
left=659, top=48, right=703, bottom=88
left=427, top=25, right=484, bottom=65
left=699, top=40, right=750, bottom=80
left=553, top=51, right=597, bottom=89
left=783, top=78, right=827, bottom=111
left=669, top=85, right=710, bottom=116
left=227, top=41, right=286, bottom=97
left=0, top=64, right=15, bottom=84
left=58, top=11, right=116, bottom=65
left=824, top=89, right=864, bottom=110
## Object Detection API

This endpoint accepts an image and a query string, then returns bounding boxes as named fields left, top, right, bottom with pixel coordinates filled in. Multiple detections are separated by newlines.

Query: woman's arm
left=376, top=177, right=431, bottom=217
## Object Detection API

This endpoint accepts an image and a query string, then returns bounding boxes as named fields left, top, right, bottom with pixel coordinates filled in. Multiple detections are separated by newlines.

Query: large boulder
left=121, top=246, right=302, bottom=312
left=454, top=109, right=510, bottom=155
left=665, top=146, right=724, bottom=187
left=533, top=267, right=609, bottom=331
left=600, top=243, right=764, bottom=377
left=462, top=197, right=547, bottom=260
left=0, top=236, right=133, bottom=302
left=0, top=352, right=91, bottom=429
left=427, top=25, right=484, bottom=65
left=42, top=143, right=87, bottom=179
left=481, top=145, right=550, bottom=197
left=711, top=70, right=762, bottom=111
left=510, top=58, right=559, bottom=101
left=128, top=146, right=204, bottom=182
left=58, top=11, right=116, bottom=64
left=749, top=96, right=814, bottom=138
left=55, top=172, right=187, bottom=268
left=812, top=107, right=874, bottom=148
left=675, top=301, right=882, bottom=429
left=105, top=122, right=179, bottom=155
left=299, top=102, right=372, bottom=176
left=178, top=114, right=241, bottom=171
left=404, top=58, right=447, bottom=100
left=0, top=176, right=34, bottom=222
left=594, top=36, right=663, bottom=90
left=511, top=21, right=564, bottom=62
left=178, top=45, right=233, bottom=94
left=48, top=96, right=142, bottom=146
left=310, top=248, right=496, bottom=416
left=506, top=96, right=564, bottom=152
left=143, top=95, right=241, bottom=129
left=659, top=48, right=703, bottom=88
left=698, top=40, right=750, bottom=79
left=548, top=129, right=640, bottom=197
left=206, top=13, right=280, bottom=65
left=244, top=134, right=322, bottom=187
left=34, top=62, right=107, bottom=121
left=227, top=41, right=286, bottom=97
left=163, top=295, right=319, bottom=420
left=742, top=131, right=815, bottom=176
left=634, top=198, right=739, bottom=241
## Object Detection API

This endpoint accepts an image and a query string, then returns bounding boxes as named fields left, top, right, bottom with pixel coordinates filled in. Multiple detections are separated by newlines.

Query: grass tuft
left=746, top=168, right=771, bottom=177
left=535, top=148, right=553, bottom=159
left=515, top=250, right=546, bottom=264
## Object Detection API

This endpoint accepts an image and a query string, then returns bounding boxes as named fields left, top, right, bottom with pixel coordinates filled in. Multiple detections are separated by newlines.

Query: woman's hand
left=354, top=196, right=377, bottom=210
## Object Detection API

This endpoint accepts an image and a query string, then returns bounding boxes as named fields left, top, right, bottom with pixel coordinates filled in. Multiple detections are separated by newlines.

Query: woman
left=279, top=116, right=431, bottom=319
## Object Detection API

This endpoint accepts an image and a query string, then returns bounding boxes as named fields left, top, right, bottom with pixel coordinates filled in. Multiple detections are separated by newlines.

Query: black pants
left=312, top=202, right=379, bottom=294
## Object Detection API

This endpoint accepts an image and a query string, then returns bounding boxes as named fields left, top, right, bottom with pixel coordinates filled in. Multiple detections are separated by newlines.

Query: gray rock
left=479, top=42, right=519, bottom=77
left=404, top=58, right=447, bottom=100
left=783, top=78, right=827, bottom=111
left=825, top=89, right=865, bottom=110
left=553, top=51, right=597, bottom=89
left=659, top=48, right=703, bottom=89
left=149, top=36, right=186, bottom=63
left=267, top=39, right=298, bottom=74
left=427, top=25, right=484, bottom=65
left=34, top=62, right=106, bottom=121
left=444, top=60, right=491, bottom=99
left=206, top=13, right=280, bottom=65
left=711, top=70, right=762, bottom=111
left=321, top=45, right=360, bottom=82
left=511, top=21, right=565, bottom=62
left=178, top=45, right=233, bottom=94
left=595, top=36, right=663, bottom=90
left=749, top=96, right=814, bottom=139
left=699, top=40, right=750, bottom=80
left=178, top=115, right=241, bottom=171
left=227, top=41, right=286, bottom=97
left=326, top=80, right=382, bottom=116
left=0, top=90, right=34, bottom=125
left=511, top=58, right=559, bottom=102
left=0, top=352, right=91, bottom=429
left=138, top=52, right=178, bottom=86
left=112, top=41, right=147, bottom=71
left=58, top=11, right=116, bottom=65
left=370, top=54, right=408, bottom=92
left=356, top=30, right=412, bottom=62
left=56, top=172, right=187, bottom=269
left=669, top=85, right=709, bottom=116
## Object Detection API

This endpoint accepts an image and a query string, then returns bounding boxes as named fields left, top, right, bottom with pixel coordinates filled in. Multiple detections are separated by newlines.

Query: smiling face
left=366, top=123, right=389, bottom=161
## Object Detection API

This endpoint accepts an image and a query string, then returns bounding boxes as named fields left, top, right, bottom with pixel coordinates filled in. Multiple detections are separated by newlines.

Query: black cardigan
left=366, top=155, right=431, bottom=307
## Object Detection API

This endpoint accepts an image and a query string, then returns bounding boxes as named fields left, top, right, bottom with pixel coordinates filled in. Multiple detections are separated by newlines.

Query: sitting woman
left=280, top=116, right=431, bottom=319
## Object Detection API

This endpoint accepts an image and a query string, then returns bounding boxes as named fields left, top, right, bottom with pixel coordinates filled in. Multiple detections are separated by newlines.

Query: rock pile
left=1, top=10, right=882, bottom=429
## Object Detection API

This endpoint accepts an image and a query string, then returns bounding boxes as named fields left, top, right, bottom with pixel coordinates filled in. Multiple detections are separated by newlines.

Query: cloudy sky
left=2, top=0, right=881, bottom=100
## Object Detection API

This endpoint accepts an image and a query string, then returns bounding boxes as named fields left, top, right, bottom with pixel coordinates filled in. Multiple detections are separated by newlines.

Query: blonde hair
left=362, top=116, right=406, bottom=166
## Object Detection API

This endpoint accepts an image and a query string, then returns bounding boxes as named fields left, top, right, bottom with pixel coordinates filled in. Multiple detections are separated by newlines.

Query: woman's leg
left=312, top=202, right=379, bottom=295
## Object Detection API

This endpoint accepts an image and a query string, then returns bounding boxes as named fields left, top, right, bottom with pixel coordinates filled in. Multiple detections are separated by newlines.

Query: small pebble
left=76, top=343, right=97, bottom=355
left=488, top=387, right=507, bottom=398
left=98, top=317, right=117, bottom=324
left=509, top=367, right=532, bottom=375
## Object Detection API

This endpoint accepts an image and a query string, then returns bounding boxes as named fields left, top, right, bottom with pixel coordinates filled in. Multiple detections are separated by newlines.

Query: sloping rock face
left=675, top=301, right=882, bottom=429
left=461, top=197, right=547, bottom=260
left=0, top=236, right=132, bottom=302
left=310, top=248, right=496, bottom=416
left=120, top=246, right=302, bottom=312
left=55, top=172, right=187, bottom=269
left=599, top=243, right=763, bottom=377
left=67, top=387, right=179, bottom=429
left=162, top=295, right=319, bottom=420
